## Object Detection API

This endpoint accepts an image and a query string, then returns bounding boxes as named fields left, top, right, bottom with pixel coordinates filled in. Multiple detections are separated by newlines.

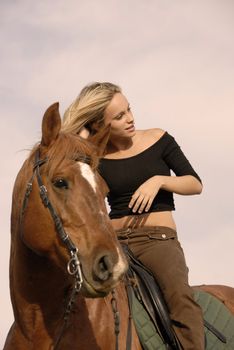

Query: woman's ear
left=88, top=124, right=111, bottom=157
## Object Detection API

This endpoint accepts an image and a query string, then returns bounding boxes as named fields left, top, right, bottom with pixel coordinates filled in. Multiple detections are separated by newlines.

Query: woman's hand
left=128, top=174, right=202, bottom=214
left=128, top=176, right=163, bottom=214
left=79, top=127, right=90, bottom=139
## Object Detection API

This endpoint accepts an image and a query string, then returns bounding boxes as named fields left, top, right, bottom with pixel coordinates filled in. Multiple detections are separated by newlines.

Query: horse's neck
left=10, top=238, right=71, bottom=337
left=9, top=158, right=73, bottom=342
left=10, top=158, right=33, bottom=240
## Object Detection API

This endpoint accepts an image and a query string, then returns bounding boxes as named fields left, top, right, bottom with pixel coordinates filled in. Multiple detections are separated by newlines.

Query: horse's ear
left=88, top=124, right=111, bottom=157
left=41, top=102, right=61, bottom=147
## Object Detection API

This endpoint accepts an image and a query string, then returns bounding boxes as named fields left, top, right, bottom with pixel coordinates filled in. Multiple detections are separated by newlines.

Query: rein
left=20, top=147, right=122, bottom=350
left=111, top=290, right=120, bottom=350
left=20, top=148, right=83, bottom=348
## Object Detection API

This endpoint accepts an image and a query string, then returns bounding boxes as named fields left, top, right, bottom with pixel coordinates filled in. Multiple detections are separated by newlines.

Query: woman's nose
left=126, top=112, right=134, bottom=123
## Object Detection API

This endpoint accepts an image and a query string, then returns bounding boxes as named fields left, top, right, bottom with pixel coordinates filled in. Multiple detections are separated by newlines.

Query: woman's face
left=103, top=93, right=135, bottom=139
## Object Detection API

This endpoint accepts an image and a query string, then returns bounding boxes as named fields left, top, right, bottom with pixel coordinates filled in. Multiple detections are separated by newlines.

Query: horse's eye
left=53, top=178, right=69, bottom=189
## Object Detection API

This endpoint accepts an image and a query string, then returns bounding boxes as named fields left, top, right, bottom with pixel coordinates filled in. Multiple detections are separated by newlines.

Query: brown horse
left=4, top=103, right=234, bottom=350
left=4, top=103, right=141, bottom=350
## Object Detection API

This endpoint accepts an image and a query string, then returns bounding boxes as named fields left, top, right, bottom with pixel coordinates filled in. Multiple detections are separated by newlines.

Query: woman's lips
left=126, top=124, right=135, bottom=131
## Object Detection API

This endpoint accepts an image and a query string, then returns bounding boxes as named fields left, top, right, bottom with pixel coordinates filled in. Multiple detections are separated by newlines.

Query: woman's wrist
left=159, top=175, right=202, bottom=195
left=156, top=175, right=167, bottom=189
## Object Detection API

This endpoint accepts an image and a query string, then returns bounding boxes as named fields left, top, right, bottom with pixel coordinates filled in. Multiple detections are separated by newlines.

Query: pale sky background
left=1, top=0, right=234, bottom=346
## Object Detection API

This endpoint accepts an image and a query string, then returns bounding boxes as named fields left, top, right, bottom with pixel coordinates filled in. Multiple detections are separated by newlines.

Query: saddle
left=122, top=244, right=229, bottom=350
left=122, top=244, right=180, bottom=350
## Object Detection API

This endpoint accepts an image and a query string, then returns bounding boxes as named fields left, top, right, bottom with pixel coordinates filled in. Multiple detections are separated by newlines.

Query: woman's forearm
left=159, top=175, right=203, bottom=195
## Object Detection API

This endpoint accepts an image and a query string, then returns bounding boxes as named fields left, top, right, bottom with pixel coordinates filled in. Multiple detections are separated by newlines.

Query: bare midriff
left=110, top=211, right=177, bottom=231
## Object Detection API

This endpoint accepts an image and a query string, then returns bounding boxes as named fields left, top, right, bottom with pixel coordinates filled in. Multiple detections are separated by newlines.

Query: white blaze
left=79, top=163, right=126, bottom=279
left=79, top=162, right=96, bottom=192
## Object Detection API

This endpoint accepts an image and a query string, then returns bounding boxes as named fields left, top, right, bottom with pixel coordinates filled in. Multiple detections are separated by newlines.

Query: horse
left=4, top=103, right=234, bottom=350
left=4, top=102, right=141, bottom=350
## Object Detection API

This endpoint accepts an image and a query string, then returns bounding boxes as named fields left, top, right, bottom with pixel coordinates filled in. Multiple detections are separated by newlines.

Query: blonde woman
left=62, top=82, right=204, bottom=349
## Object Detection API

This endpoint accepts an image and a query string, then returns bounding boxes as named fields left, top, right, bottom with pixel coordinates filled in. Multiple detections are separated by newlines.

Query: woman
left=62, top=82, right=204, bottom=349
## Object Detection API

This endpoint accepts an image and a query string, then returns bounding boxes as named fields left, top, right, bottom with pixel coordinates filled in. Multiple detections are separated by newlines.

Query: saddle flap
left=123, top=244, right=179, bottom=349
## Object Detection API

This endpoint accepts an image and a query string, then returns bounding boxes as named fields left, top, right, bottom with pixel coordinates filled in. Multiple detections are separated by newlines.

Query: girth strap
left=204, top=319, right=227, bottom=343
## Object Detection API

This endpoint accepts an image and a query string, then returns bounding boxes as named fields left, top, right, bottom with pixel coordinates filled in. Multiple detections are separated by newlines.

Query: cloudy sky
left=1, top=0, right=233, bottom=346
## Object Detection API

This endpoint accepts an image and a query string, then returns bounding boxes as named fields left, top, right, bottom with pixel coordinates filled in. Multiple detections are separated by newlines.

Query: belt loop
left=126, top=227, right=132, bottom=245
left=131, top=215, right=139, bottom=229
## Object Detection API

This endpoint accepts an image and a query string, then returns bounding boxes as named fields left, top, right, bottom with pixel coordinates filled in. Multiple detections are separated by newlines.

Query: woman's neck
left=106, top=131, right=143, bottom=156
left=108, top=136, right=133, bottom=152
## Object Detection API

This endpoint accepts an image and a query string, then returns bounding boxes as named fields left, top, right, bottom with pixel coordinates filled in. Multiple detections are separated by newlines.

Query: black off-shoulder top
left=98, top=132, right=201, bottom=219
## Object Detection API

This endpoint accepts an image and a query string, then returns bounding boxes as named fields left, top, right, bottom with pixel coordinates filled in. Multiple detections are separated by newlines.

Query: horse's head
left=16, top=102, right=127, bottom=297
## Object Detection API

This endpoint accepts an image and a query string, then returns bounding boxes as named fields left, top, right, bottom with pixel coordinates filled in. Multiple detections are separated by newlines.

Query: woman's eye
left=115, top=113, right=124, bottom=120
left=53, top=179, right=69, bottom=189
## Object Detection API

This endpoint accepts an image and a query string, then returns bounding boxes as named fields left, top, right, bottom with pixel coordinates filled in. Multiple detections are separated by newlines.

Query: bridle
left=21, top=148, right=84, bottom=281
left=20, top=147, right=84, bottom=348
left=20, top=146, right=122, bottom=349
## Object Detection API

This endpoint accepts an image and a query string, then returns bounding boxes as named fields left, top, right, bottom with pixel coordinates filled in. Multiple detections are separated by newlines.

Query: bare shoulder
left=141, top=128, right=166, bottom=142
left=134, top=129, right=166, bottom=150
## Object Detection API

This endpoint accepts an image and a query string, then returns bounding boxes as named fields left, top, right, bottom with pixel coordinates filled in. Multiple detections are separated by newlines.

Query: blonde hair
left=62, top=82, right=121, bottom=135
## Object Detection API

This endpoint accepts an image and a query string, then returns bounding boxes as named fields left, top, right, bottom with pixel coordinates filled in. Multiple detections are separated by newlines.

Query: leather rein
left=20, top=147, right=84, bottom=348
left=20, top=147, right=121, bottom=349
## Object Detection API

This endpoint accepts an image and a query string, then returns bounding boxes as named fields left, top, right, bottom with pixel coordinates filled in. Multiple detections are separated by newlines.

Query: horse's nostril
left=93, top=254, right=114, bottom=282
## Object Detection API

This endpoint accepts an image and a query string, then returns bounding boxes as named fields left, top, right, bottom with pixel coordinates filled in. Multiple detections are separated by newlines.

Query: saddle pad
left=131, top=286, right=166, bottom=349
left=131, top=288, right=234, bottom=350
left=194, top=290, right=234, bottom=349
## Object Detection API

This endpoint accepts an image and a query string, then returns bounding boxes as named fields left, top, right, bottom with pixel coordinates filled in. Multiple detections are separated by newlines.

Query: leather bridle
left=20, top=147, right=122, bottom=349
left=20, top=147, right=84, bottom=348
left=21, top=147, right=83, bottom=281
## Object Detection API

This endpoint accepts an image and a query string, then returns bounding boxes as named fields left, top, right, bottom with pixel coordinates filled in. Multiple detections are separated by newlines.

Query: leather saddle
left=122, top=244, right=227, bottom=350
left=122, top=244, right=181, bottom=350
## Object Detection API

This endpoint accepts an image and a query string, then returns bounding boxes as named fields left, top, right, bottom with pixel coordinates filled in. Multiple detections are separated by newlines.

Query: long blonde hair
left=62, top=82, right=121, bottom=135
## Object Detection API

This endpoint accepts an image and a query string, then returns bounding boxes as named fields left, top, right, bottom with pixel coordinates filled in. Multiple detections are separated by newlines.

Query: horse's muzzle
left=80, top=248, right=128, bottom=297
left=93, top=252, right=116, bottom=282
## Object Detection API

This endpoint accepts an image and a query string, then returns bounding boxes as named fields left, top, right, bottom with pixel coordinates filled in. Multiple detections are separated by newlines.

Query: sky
left=0, top=0, right=234, bottom=346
